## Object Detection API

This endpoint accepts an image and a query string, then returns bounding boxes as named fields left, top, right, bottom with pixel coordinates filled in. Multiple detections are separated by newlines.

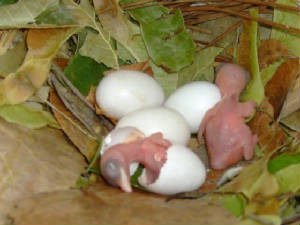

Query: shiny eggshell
left=96, top=70, right=165, bottom=119
left=116, top=107, right=191, bottom=145
left=138, top=144, right=206, bottom=195
left=164, top=81, right=221, bottom=133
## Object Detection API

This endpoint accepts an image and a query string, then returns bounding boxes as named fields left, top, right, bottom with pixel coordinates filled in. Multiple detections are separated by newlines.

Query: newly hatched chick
left=101, top=132, right=172, bottom=192
left=198, top=63, right=258, bottom=170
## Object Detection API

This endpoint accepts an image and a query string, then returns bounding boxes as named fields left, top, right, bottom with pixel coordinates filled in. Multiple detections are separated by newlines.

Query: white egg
left=138, top=144, right=206, bottom=195
left=165, top=81, right=221, bottom=133
left=96, top=70, right=165, bottom=119
left=100, top=126, right=145, bottom=175
left=116, top=107, right=191, bottom=145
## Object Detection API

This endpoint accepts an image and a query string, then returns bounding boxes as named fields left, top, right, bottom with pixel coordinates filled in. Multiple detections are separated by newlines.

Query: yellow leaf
left=0, top=28, right=77, bottom=105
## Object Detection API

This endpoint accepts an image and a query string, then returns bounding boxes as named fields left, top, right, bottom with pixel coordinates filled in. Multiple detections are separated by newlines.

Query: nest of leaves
left=0, top=0, right=299, bottom=225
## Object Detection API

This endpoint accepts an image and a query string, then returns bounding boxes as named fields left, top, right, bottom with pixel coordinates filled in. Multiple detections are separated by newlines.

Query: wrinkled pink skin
left=198, top=63, right=258, bottom=170
left=100, top=132, right=171, bottom=192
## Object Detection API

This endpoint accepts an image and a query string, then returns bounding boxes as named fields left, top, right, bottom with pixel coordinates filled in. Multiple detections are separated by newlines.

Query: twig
left=233, top=0, right=300, bottom=12
left=186, top=25, right=212, bottom=34
left=215, top=55, right=232, bottom=62
left=201, top=20, right=243, bottom=50
left=182, top=6, right=300, bottom=34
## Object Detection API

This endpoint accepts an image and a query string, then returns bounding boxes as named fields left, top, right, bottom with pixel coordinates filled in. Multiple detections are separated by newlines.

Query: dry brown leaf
left=258, top=39, right=290, bottom=69
left=0, top=118, right=86, bottom=225
left=236, top=20, right=252, bottom=74
left=251, top=197, right=280, bottom=215
left=265, top=58, right=299, bottom=119
left=0, top=28, right=77, bottom=105
left=248, top=99, right=287, bottom=153
left=11, top=179, right=239, bottom=225
left=280, top=76, right=300, bottom=119
left=49, top=88, right=99, bottom=161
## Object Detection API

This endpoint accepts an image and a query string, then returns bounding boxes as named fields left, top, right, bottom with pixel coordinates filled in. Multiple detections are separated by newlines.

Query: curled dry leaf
left=49, top=88, right=100, bottom=161
left=0, top=28, right=77, bottom=105
left=0, top=118, right=86, bottom=225
left=280, top=76, right=300, bottom=119
left=265, top=58, right=299, bottom=119
left=236, top=20, right=252, bottom=73
left=10, top=179, right=239, bottom=225
left=248, top=99, right=287, bottom=153
left=258, top=39, right=290, bottom=69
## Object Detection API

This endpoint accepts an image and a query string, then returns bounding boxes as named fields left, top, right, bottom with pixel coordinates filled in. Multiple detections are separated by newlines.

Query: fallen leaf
left=275, top=164, right=300, bottom=194
left=49, top=88, right=100, bottom=161
left=10, top=179, right=240, bottom=225
left=236, top=19, right=252, bottom=73
left=0, top=0, right=18, bottom=6
left=280, top=76, right=300, bottom=119
left=96, top=1, right=149, bottom=62
left=150, top=61, right=178, bottom=97
left=127, top=4, right=170, bottom=24
left=0, top=0, right=109, bottom=29
left=0, top=117, right=86, bottom=224
left=280, top=110, right=300, bottom=132
left=258, top=39, right=290, bottom=69
left=271, top=0, right=300, bottom=57
left=260, top=58, right=285, bottom=86
left=0, top=28, right=77, bottom=105
left=178, top=46, right=223, bottom=87
left=139, top=10, right=195, bottom=72
left=248, top=99, right=287, bottom=152
left=0, top=30, right=26, bottom=77
left=0, top=103, right=59, bottom=129
left=64, top=54, right=108, bottom=96
left=268, top=152, right=300, bottom=174
left=79, top=27, right=119, bottom=69
left=264, top=58, right=299, bottom=119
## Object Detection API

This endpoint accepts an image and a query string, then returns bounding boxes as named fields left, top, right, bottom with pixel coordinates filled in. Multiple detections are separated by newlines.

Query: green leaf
left=150, top=61, right=178, bottom=97
left=271, top=0, right=300, bottom=57
left=0, top=103, right=59, bottom=129
left=0, top=0, right=18, bottom=6
left=140, top=9, right=195, bottom=72
left=64, top=54, right=108, bottom=96
left=97, top=6, right=148, bottom=62
left=75, top=176, right=89, bottom=189
left=130, top=165, right=144, bottom=187
left=240, top=8, right=264, bottom=105
left=178, top=46, right=223, bottom=87
left=0, top=0, right=59, bottom=28
left=221, top=194, right=246, bottom=217
left=77, top=0, right=119, bottom=69
left=35, top=1, right=77, bottom=25
left=79, top=29, right=119, bottom=69
left=268, top=152, right=300, bottom=174
left=0, top=31, right=26, bottom=77
left=261, top=58, right=285, bottom=86
left=275, top=164, right=300, bottom=193
left=129, top=5, right=170, bottom=24
left=117, top=42, right=137, bottom=64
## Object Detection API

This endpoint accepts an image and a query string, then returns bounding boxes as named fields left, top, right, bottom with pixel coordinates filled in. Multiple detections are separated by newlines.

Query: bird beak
left=118, top=167, right=132, bottom=193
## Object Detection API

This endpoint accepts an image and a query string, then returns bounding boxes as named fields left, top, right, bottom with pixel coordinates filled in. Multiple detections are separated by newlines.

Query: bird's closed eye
left=102, top=160, right=120, bottom=181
